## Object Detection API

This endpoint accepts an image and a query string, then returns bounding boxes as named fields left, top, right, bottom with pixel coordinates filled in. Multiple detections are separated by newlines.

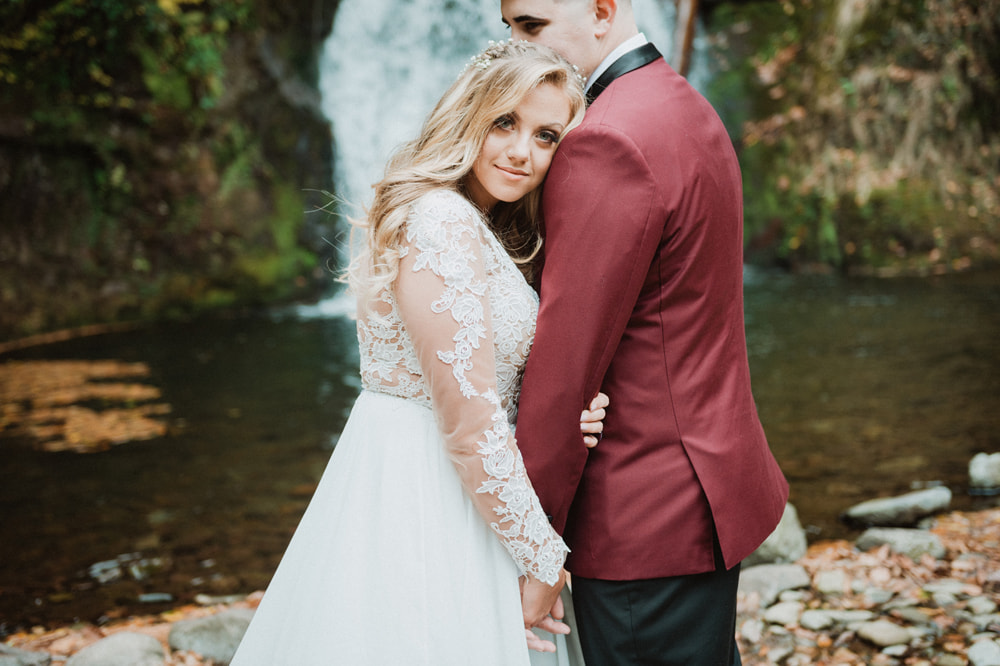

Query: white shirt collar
left=585, top=33, right=650, bottom=93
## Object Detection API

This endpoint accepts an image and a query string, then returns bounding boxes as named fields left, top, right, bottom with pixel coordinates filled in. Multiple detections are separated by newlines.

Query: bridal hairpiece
left=465, top=38, right=517, bottom=73
left=462, top=38, right=585, bottom=85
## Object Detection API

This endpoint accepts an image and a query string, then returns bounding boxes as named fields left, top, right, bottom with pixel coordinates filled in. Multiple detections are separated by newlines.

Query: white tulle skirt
left=231, top=390, right=581, bottom=666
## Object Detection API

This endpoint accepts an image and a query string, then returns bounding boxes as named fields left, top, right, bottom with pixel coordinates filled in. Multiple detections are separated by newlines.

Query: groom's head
left=500, top=0, right=637, bottom=80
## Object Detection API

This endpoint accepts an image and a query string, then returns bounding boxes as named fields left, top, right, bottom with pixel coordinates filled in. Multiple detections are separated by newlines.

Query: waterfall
left=302, top=0, right=699, bottom=316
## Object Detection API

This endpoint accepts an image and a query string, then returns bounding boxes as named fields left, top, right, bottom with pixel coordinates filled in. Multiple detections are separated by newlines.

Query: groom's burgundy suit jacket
left=515, top=55, right=789, bottom=579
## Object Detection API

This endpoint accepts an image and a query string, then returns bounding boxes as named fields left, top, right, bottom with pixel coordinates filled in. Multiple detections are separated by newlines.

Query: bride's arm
left=394, top=196, right=568, bottom=589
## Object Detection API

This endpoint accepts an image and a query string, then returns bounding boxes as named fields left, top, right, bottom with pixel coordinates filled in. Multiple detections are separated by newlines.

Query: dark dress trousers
left=515, top=48, right=788, bottom=599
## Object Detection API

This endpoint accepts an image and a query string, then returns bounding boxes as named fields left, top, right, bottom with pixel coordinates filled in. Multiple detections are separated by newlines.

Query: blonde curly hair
left=347, top=40, right=586, bottom=303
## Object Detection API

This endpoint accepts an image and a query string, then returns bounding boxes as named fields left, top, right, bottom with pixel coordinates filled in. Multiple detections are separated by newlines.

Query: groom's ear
left=592, top=0, right=618, bottom=38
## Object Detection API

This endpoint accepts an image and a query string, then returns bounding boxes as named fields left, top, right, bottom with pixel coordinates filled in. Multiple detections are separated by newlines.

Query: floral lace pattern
left=357, top=189, right=567, bottom=585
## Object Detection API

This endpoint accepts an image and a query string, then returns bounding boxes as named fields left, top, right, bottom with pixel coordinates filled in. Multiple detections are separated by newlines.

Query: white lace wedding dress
left=231, top=190, right=582, bottom=665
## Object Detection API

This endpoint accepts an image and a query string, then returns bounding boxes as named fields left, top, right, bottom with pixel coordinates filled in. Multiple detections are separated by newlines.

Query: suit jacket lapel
left=587, top=43, right=663, bottom=103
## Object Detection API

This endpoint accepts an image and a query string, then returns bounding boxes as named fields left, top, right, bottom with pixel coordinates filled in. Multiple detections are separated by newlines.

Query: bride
left=231, top=40, right=604, bottom=665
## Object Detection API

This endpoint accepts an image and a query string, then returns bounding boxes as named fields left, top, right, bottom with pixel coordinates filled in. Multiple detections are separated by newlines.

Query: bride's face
left=465, top=83, right=571, bottom=211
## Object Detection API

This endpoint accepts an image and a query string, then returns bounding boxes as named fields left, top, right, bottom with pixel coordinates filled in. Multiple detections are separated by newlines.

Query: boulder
left=855, top=527, right=946, bottom=561
left=842, top=486, right=951, bottom=527
left=744, top=503, right=808, bottom=567
left=168, top=608, right=254, bottom=665
left=65, top=632, right=164, bottom=666
left=969, top=639, right=1000, bottom=666
left=738, top=563, right=811, bottom=608
left=970, top=453, right=1000, bottom=495
left=0, top=644, right=52, bottom=666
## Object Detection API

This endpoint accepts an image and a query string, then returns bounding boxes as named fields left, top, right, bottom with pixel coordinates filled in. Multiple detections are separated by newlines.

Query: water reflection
left=1, top=315, right=360, bottom=630
left=743, top=267, right=1000, bottom=539
left=1, top=269, right=998, bottom=629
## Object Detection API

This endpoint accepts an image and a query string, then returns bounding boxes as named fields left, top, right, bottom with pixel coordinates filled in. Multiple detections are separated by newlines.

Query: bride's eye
left=537, top=129, right=560, bottom=144
left=493, top=115, right=515, bottom=131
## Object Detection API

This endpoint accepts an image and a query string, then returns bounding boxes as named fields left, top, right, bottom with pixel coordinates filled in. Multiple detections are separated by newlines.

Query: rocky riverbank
left=737, top=508, right=1000, bottom=665
left=2, top=508, right=998, bottom=666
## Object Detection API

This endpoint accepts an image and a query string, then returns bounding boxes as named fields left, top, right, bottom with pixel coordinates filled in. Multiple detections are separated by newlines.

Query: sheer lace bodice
left=356, top=189, right=567, bottom=585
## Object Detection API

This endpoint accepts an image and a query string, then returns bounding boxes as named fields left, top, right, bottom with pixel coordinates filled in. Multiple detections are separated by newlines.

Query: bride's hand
left=521, top=572, right=569, bottom=652
left=580, top=391, right=609, bottom=448
left=525, top=628, right=560, bottom=653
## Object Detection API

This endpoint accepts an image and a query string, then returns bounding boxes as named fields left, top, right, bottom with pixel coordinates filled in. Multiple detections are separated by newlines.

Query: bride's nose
left=506, top=133, right=530, bottom=162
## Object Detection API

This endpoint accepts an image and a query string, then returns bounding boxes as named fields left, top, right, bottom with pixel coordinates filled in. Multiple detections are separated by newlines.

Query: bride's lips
left=496, top=165, right=529, bottom=178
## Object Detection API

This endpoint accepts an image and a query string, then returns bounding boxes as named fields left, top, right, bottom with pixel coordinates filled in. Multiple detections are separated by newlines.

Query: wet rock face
left=0, top=0, right=341, bottom=341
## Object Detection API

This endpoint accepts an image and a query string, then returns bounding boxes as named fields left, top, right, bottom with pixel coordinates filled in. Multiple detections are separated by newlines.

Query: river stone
left=743, top=503, right=808, bottom=567
left=970, top=453, right=1000, bottom=494
left=799, top=610, right=834, bottom=630
left=842, top=486, right=952, bottom=527
left=893, top=607, right=934, bottom=625
left=923, top=579, right=969, bottom=596
left=856, top=619, right=912, bottom=647
left=828, top=609, right=877, bottom=624
left=799, top=608, right=876, bottom=631
left=740, top=618, right=764, bottom=643
left=883, top=643, right=909, bottom=657
left=168, top=608, right=254, bottom=665
left=855, top=527, right=946, bottom=560
left=969, top=596, right=999, bottom=616
left=862, top=586, right=895, bottom=605
left=814, top=569, right=848, bottom=595
left=763, top=600, right=804, bottom=626
left=0, top=644, right=52, bottom=666
left=738, top=563, right=811, bottom=608
left=65, top=632, right=164, bottom=666
left=969, top=639, right=1000, bottom=666
left=938, top=656, right=969, bottom=666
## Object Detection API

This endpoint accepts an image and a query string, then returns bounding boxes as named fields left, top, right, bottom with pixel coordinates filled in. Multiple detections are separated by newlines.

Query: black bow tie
left=586, top=43, right=663, bottom=104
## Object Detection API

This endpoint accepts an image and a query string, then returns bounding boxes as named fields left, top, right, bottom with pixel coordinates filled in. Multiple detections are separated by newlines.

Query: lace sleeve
left=394, top=192, right=568, bottom=586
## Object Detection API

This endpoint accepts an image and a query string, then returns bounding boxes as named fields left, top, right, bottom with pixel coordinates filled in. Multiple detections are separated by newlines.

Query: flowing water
left=2, top=0, right=998, bottom=635
left=322, top=0, right=688, bottom=214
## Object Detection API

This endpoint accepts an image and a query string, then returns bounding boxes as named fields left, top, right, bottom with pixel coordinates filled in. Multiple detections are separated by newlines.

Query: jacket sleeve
left=394, top=194, right=569, bottom=585
left=516, top=123, right=667, bottom=533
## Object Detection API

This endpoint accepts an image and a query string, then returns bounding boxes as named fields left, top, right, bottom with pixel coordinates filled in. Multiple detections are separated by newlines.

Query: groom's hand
left=521, top=570, right=569, bottom=646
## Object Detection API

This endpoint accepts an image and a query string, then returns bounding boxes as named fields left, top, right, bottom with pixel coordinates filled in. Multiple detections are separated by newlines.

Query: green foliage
left=706, top=0, right=1000, bottom=273
left=704, top=1, right=801, bottom=141
left=138, top=45, right=195, bottom=110
left=217, top=123, right=258, bottom=198
left=0, top=0, right=249, bottom=121
left=236, top=184, right=318, bottom=296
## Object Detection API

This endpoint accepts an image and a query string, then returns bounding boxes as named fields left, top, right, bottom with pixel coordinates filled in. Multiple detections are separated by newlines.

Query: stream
left=1, top=267, right=997, bottom=630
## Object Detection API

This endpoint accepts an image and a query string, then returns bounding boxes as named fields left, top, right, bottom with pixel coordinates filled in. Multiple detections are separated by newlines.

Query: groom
left=505, top=0, right=789, bottom=663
